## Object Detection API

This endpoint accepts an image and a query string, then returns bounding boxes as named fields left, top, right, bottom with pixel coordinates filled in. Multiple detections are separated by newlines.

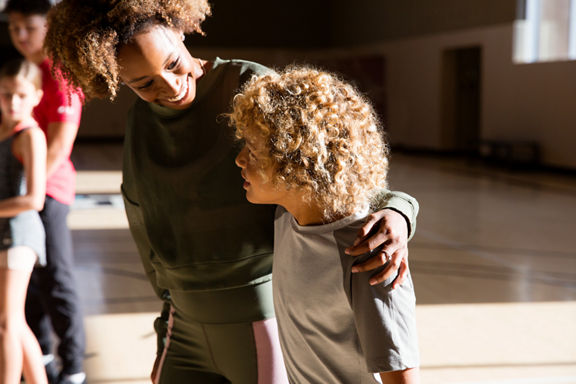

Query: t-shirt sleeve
left=45, top=86, right=83, bottom=125
left=347, top=259, right=420, bottom=372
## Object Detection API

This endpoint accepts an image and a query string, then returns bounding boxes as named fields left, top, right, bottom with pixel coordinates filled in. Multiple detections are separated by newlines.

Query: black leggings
left=25, top=196, right=86, bottom=374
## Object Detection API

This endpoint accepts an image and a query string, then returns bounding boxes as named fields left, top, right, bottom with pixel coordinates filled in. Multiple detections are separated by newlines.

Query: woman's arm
left=0, top=128, right=47, bottom=217
left=121, top=185, right=171, bottom=382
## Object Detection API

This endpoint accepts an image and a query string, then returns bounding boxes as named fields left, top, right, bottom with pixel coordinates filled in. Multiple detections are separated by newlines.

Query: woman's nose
left=160, top=74, right=180, bottom=94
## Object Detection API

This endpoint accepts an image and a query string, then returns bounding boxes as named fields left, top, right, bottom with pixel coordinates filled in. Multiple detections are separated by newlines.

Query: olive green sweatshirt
left=120, top=58, right=419, bottom=353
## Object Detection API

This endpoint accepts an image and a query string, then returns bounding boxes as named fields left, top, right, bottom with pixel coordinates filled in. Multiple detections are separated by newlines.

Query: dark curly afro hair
left=44, top=0, right=211, bottom=100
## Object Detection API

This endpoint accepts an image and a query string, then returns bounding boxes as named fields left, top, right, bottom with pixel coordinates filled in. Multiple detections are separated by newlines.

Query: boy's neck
left=282, top=198, right=336, bottom=226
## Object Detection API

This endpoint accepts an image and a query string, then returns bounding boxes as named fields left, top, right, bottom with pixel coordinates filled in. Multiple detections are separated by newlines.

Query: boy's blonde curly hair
left=230, top=66, right=389, bottom=220
left=44, top=0, right=211, bottom=100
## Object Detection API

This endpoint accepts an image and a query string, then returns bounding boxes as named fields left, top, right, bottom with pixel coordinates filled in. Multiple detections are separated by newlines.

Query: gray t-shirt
left=273, top=206, right=419, bottom=383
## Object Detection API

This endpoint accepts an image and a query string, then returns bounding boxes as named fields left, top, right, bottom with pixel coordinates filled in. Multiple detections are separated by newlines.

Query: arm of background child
left=45, top=121, right=79, bottom=177
left=42, top=75, right=82, bottom=177
left=0, top=128, right=47, bottom=217
left=346, top=190, right=419, bottom=287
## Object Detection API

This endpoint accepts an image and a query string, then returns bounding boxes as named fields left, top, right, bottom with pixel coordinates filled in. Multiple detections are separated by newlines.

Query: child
left=0, top=58, right=48, bottom=384
left=3, top=1, right=86, bottom=380
left=231, top=67, right=420, bottom=383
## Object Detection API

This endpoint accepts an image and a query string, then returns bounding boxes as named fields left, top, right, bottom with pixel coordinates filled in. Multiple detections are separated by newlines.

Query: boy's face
left=0, top=76, right=43, bottom=125
left=8, top=12, right=48, bottom=62
left=235, top=135, right=288, bottom=205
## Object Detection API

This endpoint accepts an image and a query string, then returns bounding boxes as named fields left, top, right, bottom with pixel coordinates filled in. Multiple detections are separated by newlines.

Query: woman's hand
left=346, top=209, right=410, bottom=288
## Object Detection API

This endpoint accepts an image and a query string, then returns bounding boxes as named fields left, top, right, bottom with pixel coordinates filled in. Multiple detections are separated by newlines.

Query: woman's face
left=118, top=25, right=204, bottom=110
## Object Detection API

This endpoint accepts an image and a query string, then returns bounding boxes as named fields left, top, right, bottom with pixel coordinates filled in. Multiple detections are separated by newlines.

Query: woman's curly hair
left=230, top=66, right=389, bottom=220
left=44, top=0, right=211, bottom=100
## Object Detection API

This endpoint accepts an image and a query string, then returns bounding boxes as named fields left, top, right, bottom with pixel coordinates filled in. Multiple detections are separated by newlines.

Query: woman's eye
left=167, top=59, right=180, bottom=71
left=137, top=80, right=153, bottom=90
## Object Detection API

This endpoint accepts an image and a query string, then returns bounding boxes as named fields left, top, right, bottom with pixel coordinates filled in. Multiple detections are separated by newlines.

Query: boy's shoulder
left=274, top=205, right=289, bottom=220
left=274, top=205, right=369, bottom=242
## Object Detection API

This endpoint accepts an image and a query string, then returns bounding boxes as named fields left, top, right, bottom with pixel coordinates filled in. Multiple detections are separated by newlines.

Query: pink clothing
left=253, top=318, right=289, bottom=384
left=33, top=59, right=83, bottom=205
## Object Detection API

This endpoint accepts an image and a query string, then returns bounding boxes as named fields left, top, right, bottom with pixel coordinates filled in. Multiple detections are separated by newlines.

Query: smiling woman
left=43, top=0, right=420, bottom=383
left=45, top=0, right=210, bottom=101
left=117, top=26, right=205, bottom=109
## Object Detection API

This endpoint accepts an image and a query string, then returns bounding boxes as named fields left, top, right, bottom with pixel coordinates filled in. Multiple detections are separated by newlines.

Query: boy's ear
left=34, top=89, right=44, bottom=106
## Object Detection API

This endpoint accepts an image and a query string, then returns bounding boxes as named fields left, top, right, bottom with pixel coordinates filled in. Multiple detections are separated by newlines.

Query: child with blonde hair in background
left=232, top=66, right=420, bottom=384
left=0, top=58, right=48, bottom=384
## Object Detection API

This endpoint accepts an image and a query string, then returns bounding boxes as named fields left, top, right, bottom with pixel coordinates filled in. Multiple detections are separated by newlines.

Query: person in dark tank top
left=0, top=58, right=48, bottom=384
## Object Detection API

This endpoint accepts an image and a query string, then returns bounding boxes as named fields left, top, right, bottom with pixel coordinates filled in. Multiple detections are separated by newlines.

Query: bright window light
left=514, top=0, right=576, bottom=63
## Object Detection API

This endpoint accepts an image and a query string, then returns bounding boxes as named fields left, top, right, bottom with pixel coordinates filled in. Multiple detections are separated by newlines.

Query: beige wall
left=364, top=23, right=576, bottom=169
left=78, top=87, right=136, bottom=139
left=78, top=23, right=576, bottom=169
left=331, top=0, right=516, bottom=44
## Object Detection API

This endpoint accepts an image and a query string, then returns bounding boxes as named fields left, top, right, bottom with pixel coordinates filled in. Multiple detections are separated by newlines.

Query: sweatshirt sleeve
left=370, top=190, right=420, bottom=241
left=121, top=182, right=171, bottom=358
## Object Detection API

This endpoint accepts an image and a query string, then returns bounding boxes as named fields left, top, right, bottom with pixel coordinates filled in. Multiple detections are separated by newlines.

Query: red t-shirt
left=33, top=59, right=83, bottom=205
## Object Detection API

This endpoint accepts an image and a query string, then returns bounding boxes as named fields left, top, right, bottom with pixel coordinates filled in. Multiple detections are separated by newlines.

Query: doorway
left=441, top=46, right=482, bottom=154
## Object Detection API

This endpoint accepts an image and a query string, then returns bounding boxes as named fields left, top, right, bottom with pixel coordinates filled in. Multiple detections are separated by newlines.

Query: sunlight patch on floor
left=76, top=170, right=122, bottom=194
left=418, top=301, right=576, bottom=384
left=84, top=312, right=156, bottom=383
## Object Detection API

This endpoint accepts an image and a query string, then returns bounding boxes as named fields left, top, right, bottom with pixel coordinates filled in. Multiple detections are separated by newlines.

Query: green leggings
left=155, top=282, right=288, bottom=383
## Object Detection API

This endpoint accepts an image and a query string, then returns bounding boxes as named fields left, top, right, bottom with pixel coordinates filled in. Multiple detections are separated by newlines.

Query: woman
left=44, top=1, right=419, bottom=382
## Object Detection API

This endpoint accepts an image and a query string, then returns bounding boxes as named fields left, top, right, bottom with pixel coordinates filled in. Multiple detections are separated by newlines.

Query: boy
left=232, top=67, right=420, bottom=383
left=3, top=1, right=85, bottom=383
